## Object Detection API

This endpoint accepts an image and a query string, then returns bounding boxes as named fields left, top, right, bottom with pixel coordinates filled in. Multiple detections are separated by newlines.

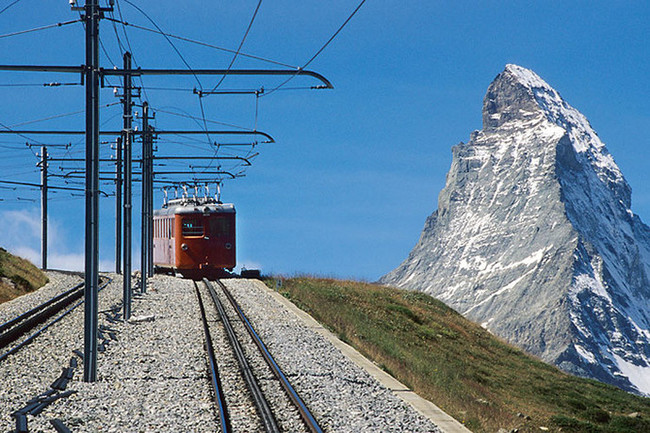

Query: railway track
left=195, top=278, right=323, bottom=433
left=0, top=277, right=111, bottom=362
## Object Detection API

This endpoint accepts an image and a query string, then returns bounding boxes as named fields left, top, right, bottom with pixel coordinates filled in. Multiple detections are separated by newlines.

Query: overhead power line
left=209, top=0, right=263, bottom=93
left=121, top=0, right=202, bottom=90
left=0, top=19, right=81, bottom=39
left=103, top=17, right=296, bottom=68
left=0, top=0, right=23, bottom=16
left=263, top=0, right=366, bottom=97
left=151, top=107, right=253, bottom=131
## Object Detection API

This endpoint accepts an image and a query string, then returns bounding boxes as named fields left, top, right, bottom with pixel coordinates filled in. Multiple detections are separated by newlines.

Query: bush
left=585, top=408, right=611, bottom=424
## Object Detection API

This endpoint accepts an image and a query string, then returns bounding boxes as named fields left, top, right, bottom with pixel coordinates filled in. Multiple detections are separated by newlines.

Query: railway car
left=153, top=196, right=236, bottom=278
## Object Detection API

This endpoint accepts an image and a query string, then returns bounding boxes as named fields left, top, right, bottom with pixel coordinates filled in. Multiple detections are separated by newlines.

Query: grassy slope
left=266, top=277, right=650, bottom=433
left=0, top=247, right=49, bottom=304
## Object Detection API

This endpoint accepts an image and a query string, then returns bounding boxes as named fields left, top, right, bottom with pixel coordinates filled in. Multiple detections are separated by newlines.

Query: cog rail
left=212, top=278, right=323, bottom=433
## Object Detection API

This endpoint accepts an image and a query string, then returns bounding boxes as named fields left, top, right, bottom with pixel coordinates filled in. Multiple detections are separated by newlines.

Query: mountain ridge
left=380, top=64, right=650, bottom=395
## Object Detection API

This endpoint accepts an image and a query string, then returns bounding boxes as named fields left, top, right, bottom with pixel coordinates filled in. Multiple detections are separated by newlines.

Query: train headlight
left=225, top=243, right=232, bottom=250
left=181, top=243, right=189, bottom=251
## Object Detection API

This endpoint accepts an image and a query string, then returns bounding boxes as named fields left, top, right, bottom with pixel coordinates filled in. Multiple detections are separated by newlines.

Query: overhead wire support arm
left=0, top=179, right=109, bottom=196
left=194, top=88, right=264, bottom=97
left=152, top=171, right=237, bottom=179
left=100, top=68, right=333, bottom=90
left=0, top=65, right=84, bottom=73
left=0, top=129, right=276, bottom=142
left=0, top=65, right=333, bottom=90
left=154, top=156, right=253, bottom=165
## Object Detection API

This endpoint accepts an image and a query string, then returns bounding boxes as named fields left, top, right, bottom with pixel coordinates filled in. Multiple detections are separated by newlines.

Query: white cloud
left=2, top=208, right=41, bottom=251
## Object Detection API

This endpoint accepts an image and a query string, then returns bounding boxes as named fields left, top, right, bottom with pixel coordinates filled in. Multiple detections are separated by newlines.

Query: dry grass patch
left=0, top=247, right=48, bottom=304
left=266, top=276, right=650, bottom=433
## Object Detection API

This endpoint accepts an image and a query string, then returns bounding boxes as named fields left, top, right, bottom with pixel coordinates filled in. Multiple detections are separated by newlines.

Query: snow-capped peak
left=491, top=64, right=626, bottom=199
left=504, top=63, right=555, bottom=92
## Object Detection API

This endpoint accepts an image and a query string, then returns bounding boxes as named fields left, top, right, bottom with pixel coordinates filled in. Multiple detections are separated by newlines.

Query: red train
left=153, top=196, right=236, bottom=279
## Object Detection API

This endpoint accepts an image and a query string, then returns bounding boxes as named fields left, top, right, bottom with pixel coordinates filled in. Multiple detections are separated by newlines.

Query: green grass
left=266, top=276, right=650, bottom=433
left=0, top=247, right=48, bottom=304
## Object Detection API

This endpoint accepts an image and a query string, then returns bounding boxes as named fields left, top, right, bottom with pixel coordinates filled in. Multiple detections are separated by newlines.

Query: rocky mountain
left=380, top=64, right=650, bottom=395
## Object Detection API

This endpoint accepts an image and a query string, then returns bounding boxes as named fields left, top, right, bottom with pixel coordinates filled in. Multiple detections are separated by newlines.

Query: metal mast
left=122, top=52, right=133, bottom=320
left=40, top=146, right=48, bottom=270
left=140, top=102, right=149, bottom=293
left=115, top=137, right=122, bottom=274
left=83, top=0, right=101, bottom=383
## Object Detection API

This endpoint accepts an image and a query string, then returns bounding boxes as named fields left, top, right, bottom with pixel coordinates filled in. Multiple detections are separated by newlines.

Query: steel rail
left=0, top=282, right=84, bottom=336
left=0, top=283, right=85, bottom=348
left=0, top=277, right=112, bottom=363
left=193, top=282, right=231, bottom=433
left=202, top=278, right=280, bottom=433
left=214, top=278, right=323, bottom=433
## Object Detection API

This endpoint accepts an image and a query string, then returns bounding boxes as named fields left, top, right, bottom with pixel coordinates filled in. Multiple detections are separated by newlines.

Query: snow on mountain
left=380, top=64, right=650, bottom=395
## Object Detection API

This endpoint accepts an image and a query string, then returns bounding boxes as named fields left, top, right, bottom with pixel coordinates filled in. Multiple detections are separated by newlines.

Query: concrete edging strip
left=253, top=280, right=473, bottom=433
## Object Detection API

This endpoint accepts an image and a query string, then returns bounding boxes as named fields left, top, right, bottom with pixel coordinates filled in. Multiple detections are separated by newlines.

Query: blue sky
left=0, top=1, right=648, bottom=280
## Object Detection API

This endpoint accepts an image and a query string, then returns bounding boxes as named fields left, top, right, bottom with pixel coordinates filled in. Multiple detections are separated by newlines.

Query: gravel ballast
left=223, top=278, right=443, bottom=433
left=2, top=273, right=444, bottom=432
left=1, top=273, right=215, bottom=432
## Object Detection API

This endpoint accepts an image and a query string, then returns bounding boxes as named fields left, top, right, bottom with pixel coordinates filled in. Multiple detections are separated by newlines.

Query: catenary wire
left=114, top=0, right=150, bottom=102
left=103, top=17, right=296, bottom=68
left=0, top=19, right=81, bottom=39
left=121, top=0, right=203, bottom=90
left=152, top=107, right=256, bottom=131
left=208, top=0, right=263, bottom=93
left=119, top=0, right=214, bottom=151
left=263, top=0, right=366, bottom=97
left=0, top=0, right=23, bottom=16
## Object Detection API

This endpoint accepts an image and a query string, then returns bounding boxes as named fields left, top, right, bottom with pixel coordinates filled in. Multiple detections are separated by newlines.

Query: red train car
left=153, top=197, right=236, bottom=278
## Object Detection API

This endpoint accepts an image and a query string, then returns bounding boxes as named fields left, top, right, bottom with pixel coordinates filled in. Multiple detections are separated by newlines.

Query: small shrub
left=608, top=415, right=650, bottom=433
left=585, top=408, right=611, bottom=424
left=566, top=398, right=588, bottom=412
left=386, top=303, right=423, bottom=324
left=551, top=415, right=597, bottom=433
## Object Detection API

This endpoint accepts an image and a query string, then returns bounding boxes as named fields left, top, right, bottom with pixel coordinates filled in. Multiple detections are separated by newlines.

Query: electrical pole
left=122, top=51, right=133, bottom=320
left=141, top=101, right=149, bottom=293
left=83, top=0, right=101, bottom=383
left=147, top=127, right=155, bottom=278
left=115, top=136, right=122, bottom=274
left=41, top=146, right=48, bottom=270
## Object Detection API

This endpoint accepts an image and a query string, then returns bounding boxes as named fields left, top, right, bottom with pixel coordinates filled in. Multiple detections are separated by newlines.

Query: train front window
left=182, top=218, right=203, bottom=237
left=210, top=218, right=231, bottom=237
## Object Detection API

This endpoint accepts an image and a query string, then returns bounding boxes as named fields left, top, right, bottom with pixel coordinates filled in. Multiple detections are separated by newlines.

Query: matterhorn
left=381, top=64, right=650, bottom=395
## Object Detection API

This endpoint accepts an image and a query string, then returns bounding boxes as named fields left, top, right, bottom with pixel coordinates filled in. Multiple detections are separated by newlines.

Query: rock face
left=380, top=64, right=650, bottom=395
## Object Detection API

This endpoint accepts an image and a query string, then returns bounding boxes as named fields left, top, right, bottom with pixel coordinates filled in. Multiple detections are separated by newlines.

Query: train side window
left=210, top=218, right=231, bottom=237
left=182, top=218, right=204, bottom=236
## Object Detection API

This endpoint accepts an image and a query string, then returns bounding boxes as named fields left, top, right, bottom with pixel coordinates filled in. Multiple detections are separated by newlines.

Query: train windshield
left=210, top=217, right=231, bottom=237
left=182, top=218, right=204, bottom=236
